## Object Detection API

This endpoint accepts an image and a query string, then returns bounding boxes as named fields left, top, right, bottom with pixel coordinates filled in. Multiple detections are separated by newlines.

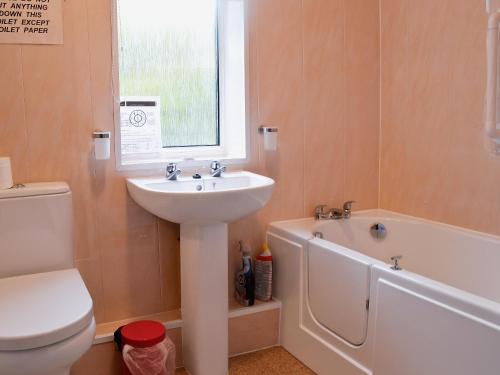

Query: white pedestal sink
left=127, top=171, right=274, bottom=375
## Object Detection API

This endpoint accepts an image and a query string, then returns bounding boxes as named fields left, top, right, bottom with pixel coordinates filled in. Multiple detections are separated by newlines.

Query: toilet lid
left=0, top=269, right=94, bottom=351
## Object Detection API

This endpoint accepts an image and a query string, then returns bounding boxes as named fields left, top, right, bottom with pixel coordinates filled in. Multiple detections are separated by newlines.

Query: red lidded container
left=121, top=320, right=166, bottom=375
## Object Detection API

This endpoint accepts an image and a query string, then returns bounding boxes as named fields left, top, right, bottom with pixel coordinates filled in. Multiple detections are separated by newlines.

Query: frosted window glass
left=117, top=0, right=219, bottom=148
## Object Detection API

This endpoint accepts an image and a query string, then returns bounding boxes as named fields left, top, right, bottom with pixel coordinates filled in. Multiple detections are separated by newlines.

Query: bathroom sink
left=126, top=171, right=274, bottom=224
left=126, top=170, right=274, bottom=374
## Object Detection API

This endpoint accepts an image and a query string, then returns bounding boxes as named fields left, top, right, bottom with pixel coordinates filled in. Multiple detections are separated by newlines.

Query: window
left=114, top=0, right=247, bottom=169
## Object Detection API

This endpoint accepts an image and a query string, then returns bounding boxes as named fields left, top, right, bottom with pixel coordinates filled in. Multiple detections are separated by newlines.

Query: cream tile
left=96, top=173, right=158, bottom=256
left=19, top=0, right=98, bottom=260
left=255, top=0, right=305, bottom=222
left=85, top=0, right=115, bottom=133
left=380, top=0, right=500, bottom=236
left=228, top=309, right=280, bottom=356
left=379, top=0, right=409, bottom=210
left=100, top=252, right=163, bottom=321
left=158, top=219, right=181, bottom=311
left=0, top=46, right=29, bottom=183
left=70, top=342, right=122, bottom=375
left=76, top=258, right=105, bottom=323
left=344, top=0, right=380, bottom=210
left=302, top=0, right=346, bottom=214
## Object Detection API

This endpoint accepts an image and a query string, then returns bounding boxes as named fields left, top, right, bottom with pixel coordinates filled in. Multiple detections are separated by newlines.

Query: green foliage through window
left=117, top=0, right=219, bottom=148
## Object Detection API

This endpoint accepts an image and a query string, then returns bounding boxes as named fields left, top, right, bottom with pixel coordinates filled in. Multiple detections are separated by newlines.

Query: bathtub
left=268, top=209, right=500, bottom=375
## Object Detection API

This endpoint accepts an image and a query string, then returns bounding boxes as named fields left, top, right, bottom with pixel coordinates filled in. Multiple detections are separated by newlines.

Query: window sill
left=116, top=156, right=249, bottom=172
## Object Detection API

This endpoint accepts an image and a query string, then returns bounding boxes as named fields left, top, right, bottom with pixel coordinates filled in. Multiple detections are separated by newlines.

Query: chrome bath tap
left=314, top=205, right=330, bottom=220
left=314, top=201, right=356, bottom=220
left=342, top=200, right=355, bottom=219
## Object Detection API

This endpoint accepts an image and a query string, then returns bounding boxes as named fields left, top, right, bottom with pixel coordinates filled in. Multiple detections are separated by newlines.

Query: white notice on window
left=120, top=96, right=162, bottom=155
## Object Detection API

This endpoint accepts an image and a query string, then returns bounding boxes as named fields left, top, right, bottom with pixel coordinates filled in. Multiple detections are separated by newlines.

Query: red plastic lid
left=121, top=320, right=166, bottom=348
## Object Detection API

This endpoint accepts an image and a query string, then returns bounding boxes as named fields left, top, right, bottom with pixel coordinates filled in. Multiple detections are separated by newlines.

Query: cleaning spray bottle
left=235, top=241, right=255, bottom=306
left=255, top=243, right=273, bottom=302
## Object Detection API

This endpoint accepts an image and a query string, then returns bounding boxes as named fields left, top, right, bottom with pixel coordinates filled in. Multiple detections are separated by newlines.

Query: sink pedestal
left=126, top=171, right=275, bottom=374
left=180, top=223, right=229, bottom=375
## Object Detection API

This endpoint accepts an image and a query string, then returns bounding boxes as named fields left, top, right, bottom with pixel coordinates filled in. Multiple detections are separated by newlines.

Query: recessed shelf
left=93, top=298, right=281, bottom=345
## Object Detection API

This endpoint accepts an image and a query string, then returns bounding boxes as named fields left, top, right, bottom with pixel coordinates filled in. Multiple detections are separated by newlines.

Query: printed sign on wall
left=0, top=0, right=63, bottom=45
left=120, top=97, right=163, bottom=156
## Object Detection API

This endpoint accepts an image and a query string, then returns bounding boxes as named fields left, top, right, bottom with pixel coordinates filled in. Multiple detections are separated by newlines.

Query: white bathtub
left=268, top=209, right=500, bottom=375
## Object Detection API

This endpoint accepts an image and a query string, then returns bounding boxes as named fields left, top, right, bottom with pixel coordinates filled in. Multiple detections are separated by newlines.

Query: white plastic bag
left=123, top=336, right=176, bottom=375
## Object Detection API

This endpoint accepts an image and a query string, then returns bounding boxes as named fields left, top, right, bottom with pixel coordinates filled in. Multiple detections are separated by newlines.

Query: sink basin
left=126, top=171, right=274, bottom=225
left=126, top=170, right=274, bottom=375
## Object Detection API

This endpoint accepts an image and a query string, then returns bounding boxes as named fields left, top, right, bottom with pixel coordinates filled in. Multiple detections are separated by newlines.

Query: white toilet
left=0, top=182, right=96, bottom=375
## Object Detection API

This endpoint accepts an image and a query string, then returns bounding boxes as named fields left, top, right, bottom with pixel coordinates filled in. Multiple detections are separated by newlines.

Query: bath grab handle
left=390, top=255, right=403, bottom=271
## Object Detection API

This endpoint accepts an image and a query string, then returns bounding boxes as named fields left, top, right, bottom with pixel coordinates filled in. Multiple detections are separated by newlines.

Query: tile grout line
left=83, top=0, right=106, bottom=322
left=301, top=0, right=306, bottom=217
left=342, top=0, right=347, bottom=205
left=377, top=0, right=383, bottom=209
left=18, top=46, right=30, bottom=180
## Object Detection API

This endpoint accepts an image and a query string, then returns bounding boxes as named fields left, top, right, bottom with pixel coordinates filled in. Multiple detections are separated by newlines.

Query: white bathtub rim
left=269, top=208, right=500, bottom=245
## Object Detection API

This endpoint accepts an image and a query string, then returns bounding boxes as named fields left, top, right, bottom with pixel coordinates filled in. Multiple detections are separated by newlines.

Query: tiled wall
left=3, top=0, right=497, bottom=331
left=230, top=0, right=380, bottom=303
left=380, top=0, right=500, bottom=236
left=0, top=0, right=380, bottom=324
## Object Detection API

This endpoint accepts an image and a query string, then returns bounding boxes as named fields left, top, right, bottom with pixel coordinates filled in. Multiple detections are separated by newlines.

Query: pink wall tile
left=302, top=0, right=346, bottom=214
left=100, top=251, right=163, bottom=321
left=228, top=309, right=280, bottom=356
left=158, top=220, right=181, bottom=312
left=75, top=258, right=105, bottom=323
left=0, top=0, right=380, bottom=324
left=0, top=46, right=28, bottom=183
left=380, top=0, right=500, bottom=235
left=254, top=0, right=305, bottom=222
left=344, top=0, right=380, bottom=210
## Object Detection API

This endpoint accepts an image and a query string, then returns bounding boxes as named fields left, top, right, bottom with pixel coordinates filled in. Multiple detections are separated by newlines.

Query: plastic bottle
left=255, top=243, right=273, bottom=302
left=235, top=241, right=255, bottom=306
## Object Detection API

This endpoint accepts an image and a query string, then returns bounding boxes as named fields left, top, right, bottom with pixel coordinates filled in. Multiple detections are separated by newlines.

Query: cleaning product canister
left=235, top=241, right=255, bottom=306
left=255, top=243, right=273, bottom=302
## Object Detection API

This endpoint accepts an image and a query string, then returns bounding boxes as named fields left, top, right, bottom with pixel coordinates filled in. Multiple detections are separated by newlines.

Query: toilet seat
left=0, top=317, right=96, bottom=375
left=0, top=269, right=94, bottom=351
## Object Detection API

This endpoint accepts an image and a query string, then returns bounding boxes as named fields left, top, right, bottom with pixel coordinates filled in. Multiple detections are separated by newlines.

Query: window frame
left=112, top=0, right=250, bottom=171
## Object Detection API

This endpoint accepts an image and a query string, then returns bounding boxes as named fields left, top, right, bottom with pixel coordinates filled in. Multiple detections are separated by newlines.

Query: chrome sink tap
left=210, top=160, right=226, bottom=177
left=166, top=163, right=181, bottom=181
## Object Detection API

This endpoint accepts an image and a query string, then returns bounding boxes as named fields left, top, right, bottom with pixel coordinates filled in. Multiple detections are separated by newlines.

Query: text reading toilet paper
left=0, top=0, right=63, bottom=45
